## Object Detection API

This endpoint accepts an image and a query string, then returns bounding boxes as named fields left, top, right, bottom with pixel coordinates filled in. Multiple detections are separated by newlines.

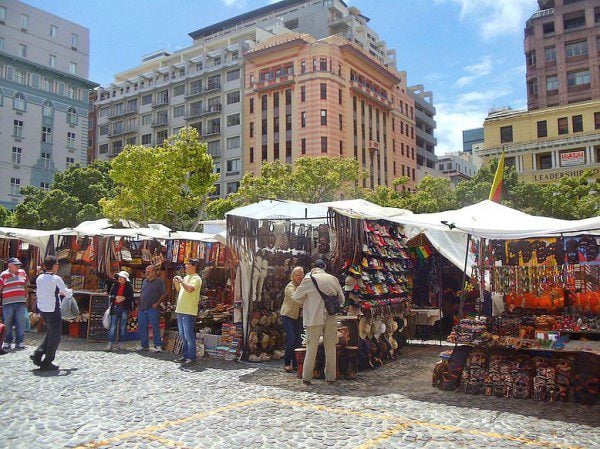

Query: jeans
left=282, top=315, right=302, bottom=367
left=176, top=313, right=196, bottom=361
left=108, top=304, right=129, bottom=343
left=35, top=305, right=62, bottom=367
left=2, top=302, right=27, bottom=346
left=138, top=308, right=162, bottom=349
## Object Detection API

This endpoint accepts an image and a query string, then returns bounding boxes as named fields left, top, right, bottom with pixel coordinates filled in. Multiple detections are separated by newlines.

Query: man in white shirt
left=31, top=256, right=71, bottom=371
left=292, top=259, right=344, bottom=385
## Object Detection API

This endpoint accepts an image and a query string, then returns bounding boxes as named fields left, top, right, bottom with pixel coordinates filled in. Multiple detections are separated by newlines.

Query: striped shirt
left=0, top=269, right=28, bottom=305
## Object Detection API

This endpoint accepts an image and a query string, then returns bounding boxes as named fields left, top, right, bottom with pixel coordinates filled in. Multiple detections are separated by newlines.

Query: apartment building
left=0, top=0, right=96, bottom=209
left=409, top=84, right=437, bottom=174
left=525, top=0, right=600, bottom=110
left=243, top=33, right=417, bottom=191
left=481, top=101, right=600, bottom=183
left=94, top=0, right=405, bottom=197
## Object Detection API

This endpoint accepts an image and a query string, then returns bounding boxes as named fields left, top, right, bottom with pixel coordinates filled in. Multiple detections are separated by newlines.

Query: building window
left=0, top=6, right=6, bottom=22
left=301, top=111, right=306, bottom=128
left=321, top=136, right=327, bottom=153
left=249, top=98, right=254, bottom=114
left=50, top=25, right=58, bottom=38
left=537, top=152, right=552, bottom=170
left=249, top=147, right=254, bottom=163
left=71, top=33, right=78, bottom=47
left=67, top=132, right=76, bottom=148
left=226, top=182, right=239, bottom=194
left=301, top=60, right=306, bottom=73
left=339, top=140, right=343, bottom=155
left=227, top=91, right=240, bottom=104
left=546, top=75, right=558, bottom=92
left=0, top=37, right=4, bottom=51
left=261, top=95, right=267, bottom=111
left=226, top=69, right=240, bottom=81
left=42, top=127, right=53, bottom=143
left=227, top=136, right=240, bottom=150
left=41, top=152, right=51, bottom=169
left=99, top=143, right=109, bottom=154
left=99, top=124, right=109, bottom=136
left=543, top=21, right=555, bottom=37
left=285, top=18, right=299, bottom=29
left=226, top=158, right=240, bottom=174
left=18, top=44, right=27, bottom=58
left=40, top=182, right=50, bottom=191
left=301, top=138, right=306, bottom=154
left=10, top=178, right=21, bottom=196
left=526, top=50, right=536, bottom=66
left=339, top=89, right=342, bottom=105
left=339, top=114, right=343, bottom=130
left=69, top=62, right=77, bottom=75
left=13, top=93, right=26, bottom=111
left=537, top=120, right=547, bottom=138
left=320, top=58, right=327, bottom=71
left=141, top=134, right=152, bottom=145
left=301, top=86, right=306, bottom=102
left=173, top=105, right=185, bottom=118
left=558, top=117, right=569, bottom=135
left=563, top=13, right=586, bottom=31
left=249, top=122, right=254, bottom=138
left=320, top=83, right=327, bottom=100
left=66, top=156, right=75, bottom=167
left=227, top=113, right=240, bottom=127
left=500, top=126, right=513, bottom=143
left=595, top=112, right=600, bottom=130
left=173, top=84, right=185, bottom=96
left=567, top=69, right=590, bottom=87
left=565, top=40, right=588, bottom=58
left=528, top=78, right=538, bottom=95
left=545, top=46, right=556, bottom=62
left=320, top=109, right=327, bottom=126
left=49, top=54, right=57, bottom=68
left=112, top=140, right=123, bottom=155
left=21, top=14, right=29, bottom=30
left=142, top=94, right=152, bottom=105
left=12, top=147, right=22, bottom=165
left=67, top=107, right=77, bottom=125
left=572, top=115, right=583, bottom=133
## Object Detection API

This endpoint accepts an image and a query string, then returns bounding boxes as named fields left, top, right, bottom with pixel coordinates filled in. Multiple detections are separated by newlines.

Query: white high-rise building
left=94, top=0, right=401, bottom=198
left=0, top=0, right=97, bottom=209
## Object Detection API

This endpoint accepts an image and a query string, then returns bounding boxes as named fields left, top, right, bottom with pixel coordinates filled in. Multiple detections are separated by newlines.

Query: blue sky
left=24, top=0, right=539, bottom=154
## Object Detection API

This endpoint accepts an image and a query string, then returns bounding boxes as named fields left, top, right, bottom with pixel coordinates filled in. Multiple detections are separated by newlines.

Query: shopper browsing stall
left=292, top=259, right=344, bottom=385
left=106, top=271, right=134, bottom=351
left=137, top=265, right=166, bottom=352
left=173, top=259, right=202, bottom=365
left=31, top=256, right=72, bottom=371
left=0, top=257, right=29, bottom=351
left=280, top=266, right=304, bottom=373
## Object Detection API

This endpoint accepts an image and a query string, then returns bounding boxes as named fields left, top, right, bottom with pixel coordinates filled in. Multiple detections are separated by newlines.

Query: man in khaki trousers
left=292, top=259, right=344, bottom=384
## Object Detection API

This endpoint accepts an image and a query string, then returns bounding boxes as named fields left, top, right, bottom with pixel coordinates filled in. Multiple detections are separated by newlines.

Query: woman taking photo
left=106, top=271, right=134, bottom=351
left=280, top=266, right=304, bottom=372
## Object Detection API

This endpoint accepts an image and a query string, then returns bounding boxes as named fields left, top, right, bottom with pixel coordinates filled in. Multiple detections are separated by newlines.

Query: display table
left=412, top=308, right=442, bottom=326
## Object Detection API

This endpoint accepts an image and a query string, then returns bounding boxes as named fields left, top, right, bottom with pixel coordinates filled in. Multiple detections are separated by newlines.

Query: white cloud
left=220, top=0, right=247, bottom=7
left=437, top=0, right=538, bottom=39
left=435, top=87, right=512, bottom=154
left=455, top=55, right=493, bottom=87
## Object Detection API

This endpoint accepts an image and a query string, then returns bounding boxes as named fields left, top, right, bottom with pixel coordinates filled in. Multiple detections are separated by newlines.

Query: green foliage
left=100, top=127, right=218, bottom=229
left=205, top=157, right=365, bottom=219
left=400, top=176, right=459, bottom=213
left=0, top=205, right=12, bottom=226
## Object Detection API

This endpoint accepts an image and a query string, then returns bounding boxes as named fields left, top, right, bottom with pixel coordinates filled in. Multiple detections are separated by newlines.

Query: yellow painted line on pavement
left=73, top=397, right=269, bottom=448
left=142, top=433, right=193, bottom=448
left=354, top=422, right=410, bottom=449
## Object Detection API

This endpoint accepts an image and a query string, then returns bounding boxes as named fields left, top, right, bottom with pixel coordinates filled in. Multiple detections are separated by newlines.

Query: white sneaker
left=2, top=343, right=11, bottom=351
left=152, top=346, right=163, bottom=352
left=16, top=343, right=26, bottom=349
left=105, top=343, right=114, bottom=352
left=136, top=345, right=149, bottom=351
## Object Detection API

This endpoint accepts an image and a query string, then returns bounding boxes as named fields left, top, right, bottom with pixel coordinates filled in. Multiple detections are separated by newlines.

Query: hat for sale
left=115, top=270, right=130, bottom=282
left=7, top=257, right=22, bottom=265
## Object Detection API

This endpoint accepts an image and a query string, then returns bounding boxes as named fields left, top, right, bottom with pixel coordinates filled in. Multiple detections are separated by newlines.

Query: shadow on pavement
left=31, top=367, right=78, bottom=377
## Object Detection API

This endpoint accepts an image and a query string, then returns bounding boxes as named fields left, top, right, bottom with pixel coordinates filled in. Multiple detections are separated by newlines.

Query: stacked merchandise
left=447, top=317, right=487, bottom=344
left=216, top=323, right=243, bottom=360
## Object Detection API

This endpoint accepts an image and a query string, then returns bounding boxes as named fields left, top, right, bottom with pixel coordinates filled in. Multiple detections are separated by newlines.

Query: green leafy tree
left=100, top=127, right=217, bottom=228
left=400, top=176, right=458, bottom=213
left=12, top=186, right=46, bottom=229
left=0, top=205, right=12, bottom=226
left=206, top=157, right=365, bottom=219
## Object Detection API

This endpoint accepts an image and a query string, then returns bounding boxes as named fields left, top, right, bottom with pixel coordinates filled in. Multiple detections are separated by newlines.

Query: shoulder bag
left=310, top=273, right=341, bottom=315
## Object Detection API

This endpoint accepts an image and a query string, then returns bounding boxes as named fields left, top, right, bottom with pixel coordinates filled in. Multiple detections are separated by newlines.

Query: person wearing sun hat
left=106, top=270, right=134, bottom=351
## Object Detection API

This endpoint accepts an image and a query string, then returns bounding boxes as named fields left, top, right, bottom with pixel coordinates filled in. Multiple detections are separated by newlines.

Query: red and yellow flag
left=489, top=152, right=505, bottom=202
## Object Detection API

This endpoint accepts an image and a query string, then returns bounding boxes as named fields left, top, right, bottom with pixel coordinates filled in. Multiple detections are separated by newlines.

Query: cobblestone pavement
left=0, top=334, right=598, bottom=449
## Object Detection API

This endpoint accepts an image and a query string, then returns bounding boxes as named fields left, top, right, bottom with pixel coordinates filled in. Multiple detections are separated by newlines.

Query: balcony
left=185, top=108, right=203, bottom=120
left=201, top=103, right=222, bottom=116
left=204, top=83, right=222, bottom=94
left=151, top=118, right=169, bottom=128
left=109, top=126, right=138, bottom=137
left=252, top=74, right=295, bottom=92
left=185, top=87, right=203, bottom=99
left=350, top=80, right=392, bottom=110
left=204, top=126, right=221, bottom=137
left=153, top=98, right=169, bottom=107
